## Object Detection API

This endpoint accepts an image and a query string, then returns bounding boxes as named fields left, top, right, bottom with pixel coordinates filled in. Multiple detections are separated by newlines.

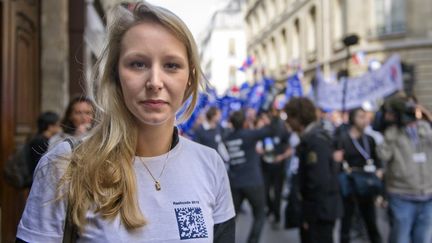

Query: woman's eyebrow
left=163, top=54, right=186, bottom=61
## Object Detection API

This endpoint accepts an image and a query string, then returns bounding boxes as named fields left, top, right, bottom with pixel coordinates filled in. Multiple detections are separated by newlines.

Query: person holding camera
left=378, top=96, right=432, bottom=243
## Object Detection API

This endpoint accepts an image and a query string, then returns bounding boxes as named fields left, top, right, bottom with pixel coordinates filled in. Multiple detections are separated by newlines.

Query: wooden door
left=1, top=0, right=40, bottom=242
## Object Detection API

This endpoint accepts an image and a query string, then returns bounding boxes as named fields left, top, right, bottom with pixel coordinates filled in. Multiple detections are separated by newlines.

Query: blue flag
left=285, top=74, right=303, bottom=100
left=177, top=93, right=208, bottom=136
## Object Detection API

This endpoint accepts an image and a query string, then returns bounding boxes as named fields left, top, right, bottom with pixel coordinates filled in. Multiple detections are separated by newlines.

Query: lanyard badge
left=351, top=135, right=376, bottom=173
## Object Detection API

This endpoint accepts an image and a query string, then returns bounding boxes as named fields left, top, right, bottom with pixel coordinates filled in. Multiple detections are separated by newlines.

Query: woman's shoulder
left=34, top=141, right=73, bottom=181
left=48, top=132, right=69, bottom=149
left=180, top=136, right=218, bottom=154
left=179, top=136, right=224, bottom=167
left=17, top=141, right=71, bottom=242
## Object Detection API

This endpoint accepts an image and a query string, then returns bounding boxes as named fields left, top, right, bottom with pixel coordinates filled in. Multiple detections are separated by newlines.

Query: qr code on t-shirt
left=174, top=207, right=208, bottom=240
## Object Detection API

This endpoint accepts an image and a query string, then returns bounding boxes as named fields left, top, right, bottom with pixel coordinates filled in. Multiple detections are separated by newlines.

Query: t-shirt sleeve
left=211, top=151, right=236, bottom=224
left=16, top=142, right=72, bottom=243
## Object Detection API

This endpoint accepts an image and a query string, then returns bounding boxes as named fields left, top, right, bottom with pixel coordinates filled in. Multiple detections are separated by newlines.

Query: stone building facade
left=199, top=0, right=247, bottom=95
left=244, top=0, right=432, bottom=108
left=41, top=0, right=106, bottom=115
left=1, top=0, right=106, bottom=241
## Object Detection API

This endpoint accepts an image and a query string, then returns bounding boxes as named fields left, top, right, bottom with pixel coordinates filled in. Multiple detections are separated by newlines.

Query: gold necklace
left=139, top=142, right=172, bottom=191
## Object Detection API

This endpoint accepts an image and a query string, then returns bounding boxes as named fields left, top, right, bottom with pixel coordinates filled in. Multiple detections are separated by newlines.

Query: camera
left=400, top=101, right=417, bottom=126
left=373, top=96, right=418, bottom=132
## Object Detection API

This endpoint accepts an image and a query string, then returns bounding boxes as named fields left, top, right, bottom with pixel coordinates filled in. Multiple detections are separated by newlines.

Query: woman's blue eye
left=165, top=63, right=180, bottom=70
left=130, top=61, right=145, bottom=69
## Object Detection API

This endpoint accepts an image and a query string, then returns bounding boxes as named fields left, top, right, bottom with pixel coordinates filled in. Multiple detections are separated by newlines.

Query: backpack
left=3, top=142, right=33, bottom=188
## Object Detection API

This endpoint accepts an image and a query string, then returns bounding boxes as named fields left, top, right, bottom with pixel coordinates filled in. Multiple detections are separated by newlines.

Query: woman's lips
left=141, top=99, right=168, bottom=109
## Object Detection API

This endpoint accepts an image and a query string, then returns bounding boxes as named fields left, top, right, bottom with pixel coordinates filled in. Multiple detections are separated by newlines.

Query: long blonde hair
left=60, top=1, right=207, bottom=231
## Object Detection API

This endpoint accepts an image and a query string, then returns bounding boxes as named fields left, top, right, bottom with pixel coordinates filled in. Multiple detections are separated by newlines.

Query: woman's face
left=70, top=101, right=94, bottom=128
left=118, top=21, right=190, bottom=127
left=354, top=110, right=368, bottom=130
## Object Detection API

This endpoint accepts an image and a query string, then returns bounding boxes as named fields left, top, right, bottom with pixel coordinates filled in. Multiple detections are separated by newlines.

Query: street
left=236, top=201, right=390, bottom=243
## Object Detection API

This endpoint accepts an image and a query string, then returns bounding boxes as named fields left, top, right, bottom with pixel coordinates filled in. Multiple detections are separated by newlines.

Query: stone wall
left=244, top=0, right=432, bottom=110
left=40, top=0, right=70, bottom=115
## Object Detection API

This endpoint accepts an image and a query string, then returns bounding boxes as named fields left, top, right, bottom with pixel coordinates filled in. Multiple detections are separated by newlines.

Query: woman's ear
left=182, top=80, right=192, bottom=102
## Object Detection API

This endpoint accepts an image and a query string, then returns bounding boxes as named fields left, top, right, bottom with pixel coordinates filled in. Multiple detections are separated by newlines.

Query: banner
left=316, top=54, right=403, bottom=110
left=285, top=74, right=303, bottom=99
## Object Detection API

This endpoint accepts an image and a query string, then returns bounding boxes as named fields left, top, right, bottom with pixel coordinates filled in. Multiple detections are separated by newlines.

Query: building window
left=277, top=0, right=285, bottom=11
left=262, top=43, right=268, bottom=66
left=292, top=19, right=300, bottom=60
left=257, top=43, right=268, bottom=75
left=251, top=14, right=256, bottom=35
left=228, top=38, right=236, bottom=56
left=332, top=0, right=345, bottom=41
left=259, top=4, right=267, bottom=29
left=229, top=66, right=237, bottom=86
left=307, top=6, right=317, bottom=54
left=253, top=14, right=259, bottom=34
left=271, top=0, right=279, bottom=15
left=268, top=0, right=276, bottom=18
left=269, top=37, right=277, bottom=71
left=374, top=0, right=406, bottom=35
left=246, top=18, right=252, bottom=38
left=280, top=28, right=288, bottom=65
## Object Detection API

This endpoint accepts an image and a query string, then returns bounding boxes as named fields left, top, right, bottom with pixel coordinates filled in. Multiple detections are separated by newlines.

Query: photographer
left=378, top=96, right=432, bottom=243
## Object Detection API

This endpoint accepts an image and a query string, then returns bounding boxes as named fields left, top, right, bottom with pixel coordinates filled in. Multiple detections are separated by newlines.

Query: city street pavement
left=235, top=201, right=390, bottom=243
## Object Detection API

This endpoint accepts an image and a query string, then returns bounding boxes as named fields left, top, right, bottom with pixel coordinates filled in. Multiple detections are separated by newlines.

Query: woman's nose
left=146, top=66, right=164, bottom=90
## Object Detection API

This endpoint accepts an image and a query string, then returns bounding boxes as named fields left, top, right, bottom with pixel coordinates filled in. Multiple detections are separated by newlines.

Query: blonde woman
left=16, top=2, right=235, bottom=242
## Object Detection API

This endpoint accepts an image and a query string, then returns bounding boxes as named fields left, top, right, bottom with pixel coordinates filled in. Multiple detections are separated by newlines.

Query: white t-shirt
left=17, top=136, right=235, bottom=243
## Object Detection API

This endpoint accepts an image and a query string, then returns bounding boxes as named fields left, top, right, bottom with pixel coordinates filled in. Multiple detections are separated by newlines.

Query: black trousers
left=262, top=161, right=285, bottom=223
left=341, top=196, right=382, bottom=243
left=300, top=219, right=335, bottom=243
left=232, top=185, right=266, bottom=243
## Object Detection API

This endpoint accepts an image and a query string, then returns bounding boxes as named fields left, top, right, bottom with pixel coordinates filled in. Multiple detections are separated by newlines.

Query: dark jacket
left=194, top=124, right=227, bottom=151
left=337, top=132, right=382, bottom=170
left=296, top=122, right=343, bottom=222
left=28, top=134, right=49, bottom=183
left=225, top=125, right=274, bottom=188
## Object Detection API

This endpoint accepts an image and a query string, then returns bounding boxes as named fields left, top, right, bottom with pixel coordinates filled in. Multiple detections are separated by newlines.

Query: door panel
left=1, top=0, right=40, bottom=242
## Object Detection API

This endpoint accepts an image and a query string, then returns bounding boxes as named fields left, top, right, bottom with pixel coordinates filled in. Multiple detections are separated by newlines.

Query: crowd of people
left=7, top=1, right=432, bottom=243
left=188, top=93, right=432, bottom=243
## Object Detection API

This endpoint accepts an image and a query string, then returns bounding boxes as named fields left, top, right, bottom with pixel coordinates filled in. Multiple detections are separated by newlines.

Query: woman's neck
left=208, top=120, right=218, bottom=129
left=349, top=126, right=363, bottom=139
left=136, top=122, right=174, bottom=157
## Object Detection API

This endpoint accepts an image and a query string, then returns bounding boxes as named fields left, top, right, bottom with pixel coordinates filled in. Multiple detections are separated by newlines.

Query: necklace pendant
left=155, top=181, right=161, bottom=191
